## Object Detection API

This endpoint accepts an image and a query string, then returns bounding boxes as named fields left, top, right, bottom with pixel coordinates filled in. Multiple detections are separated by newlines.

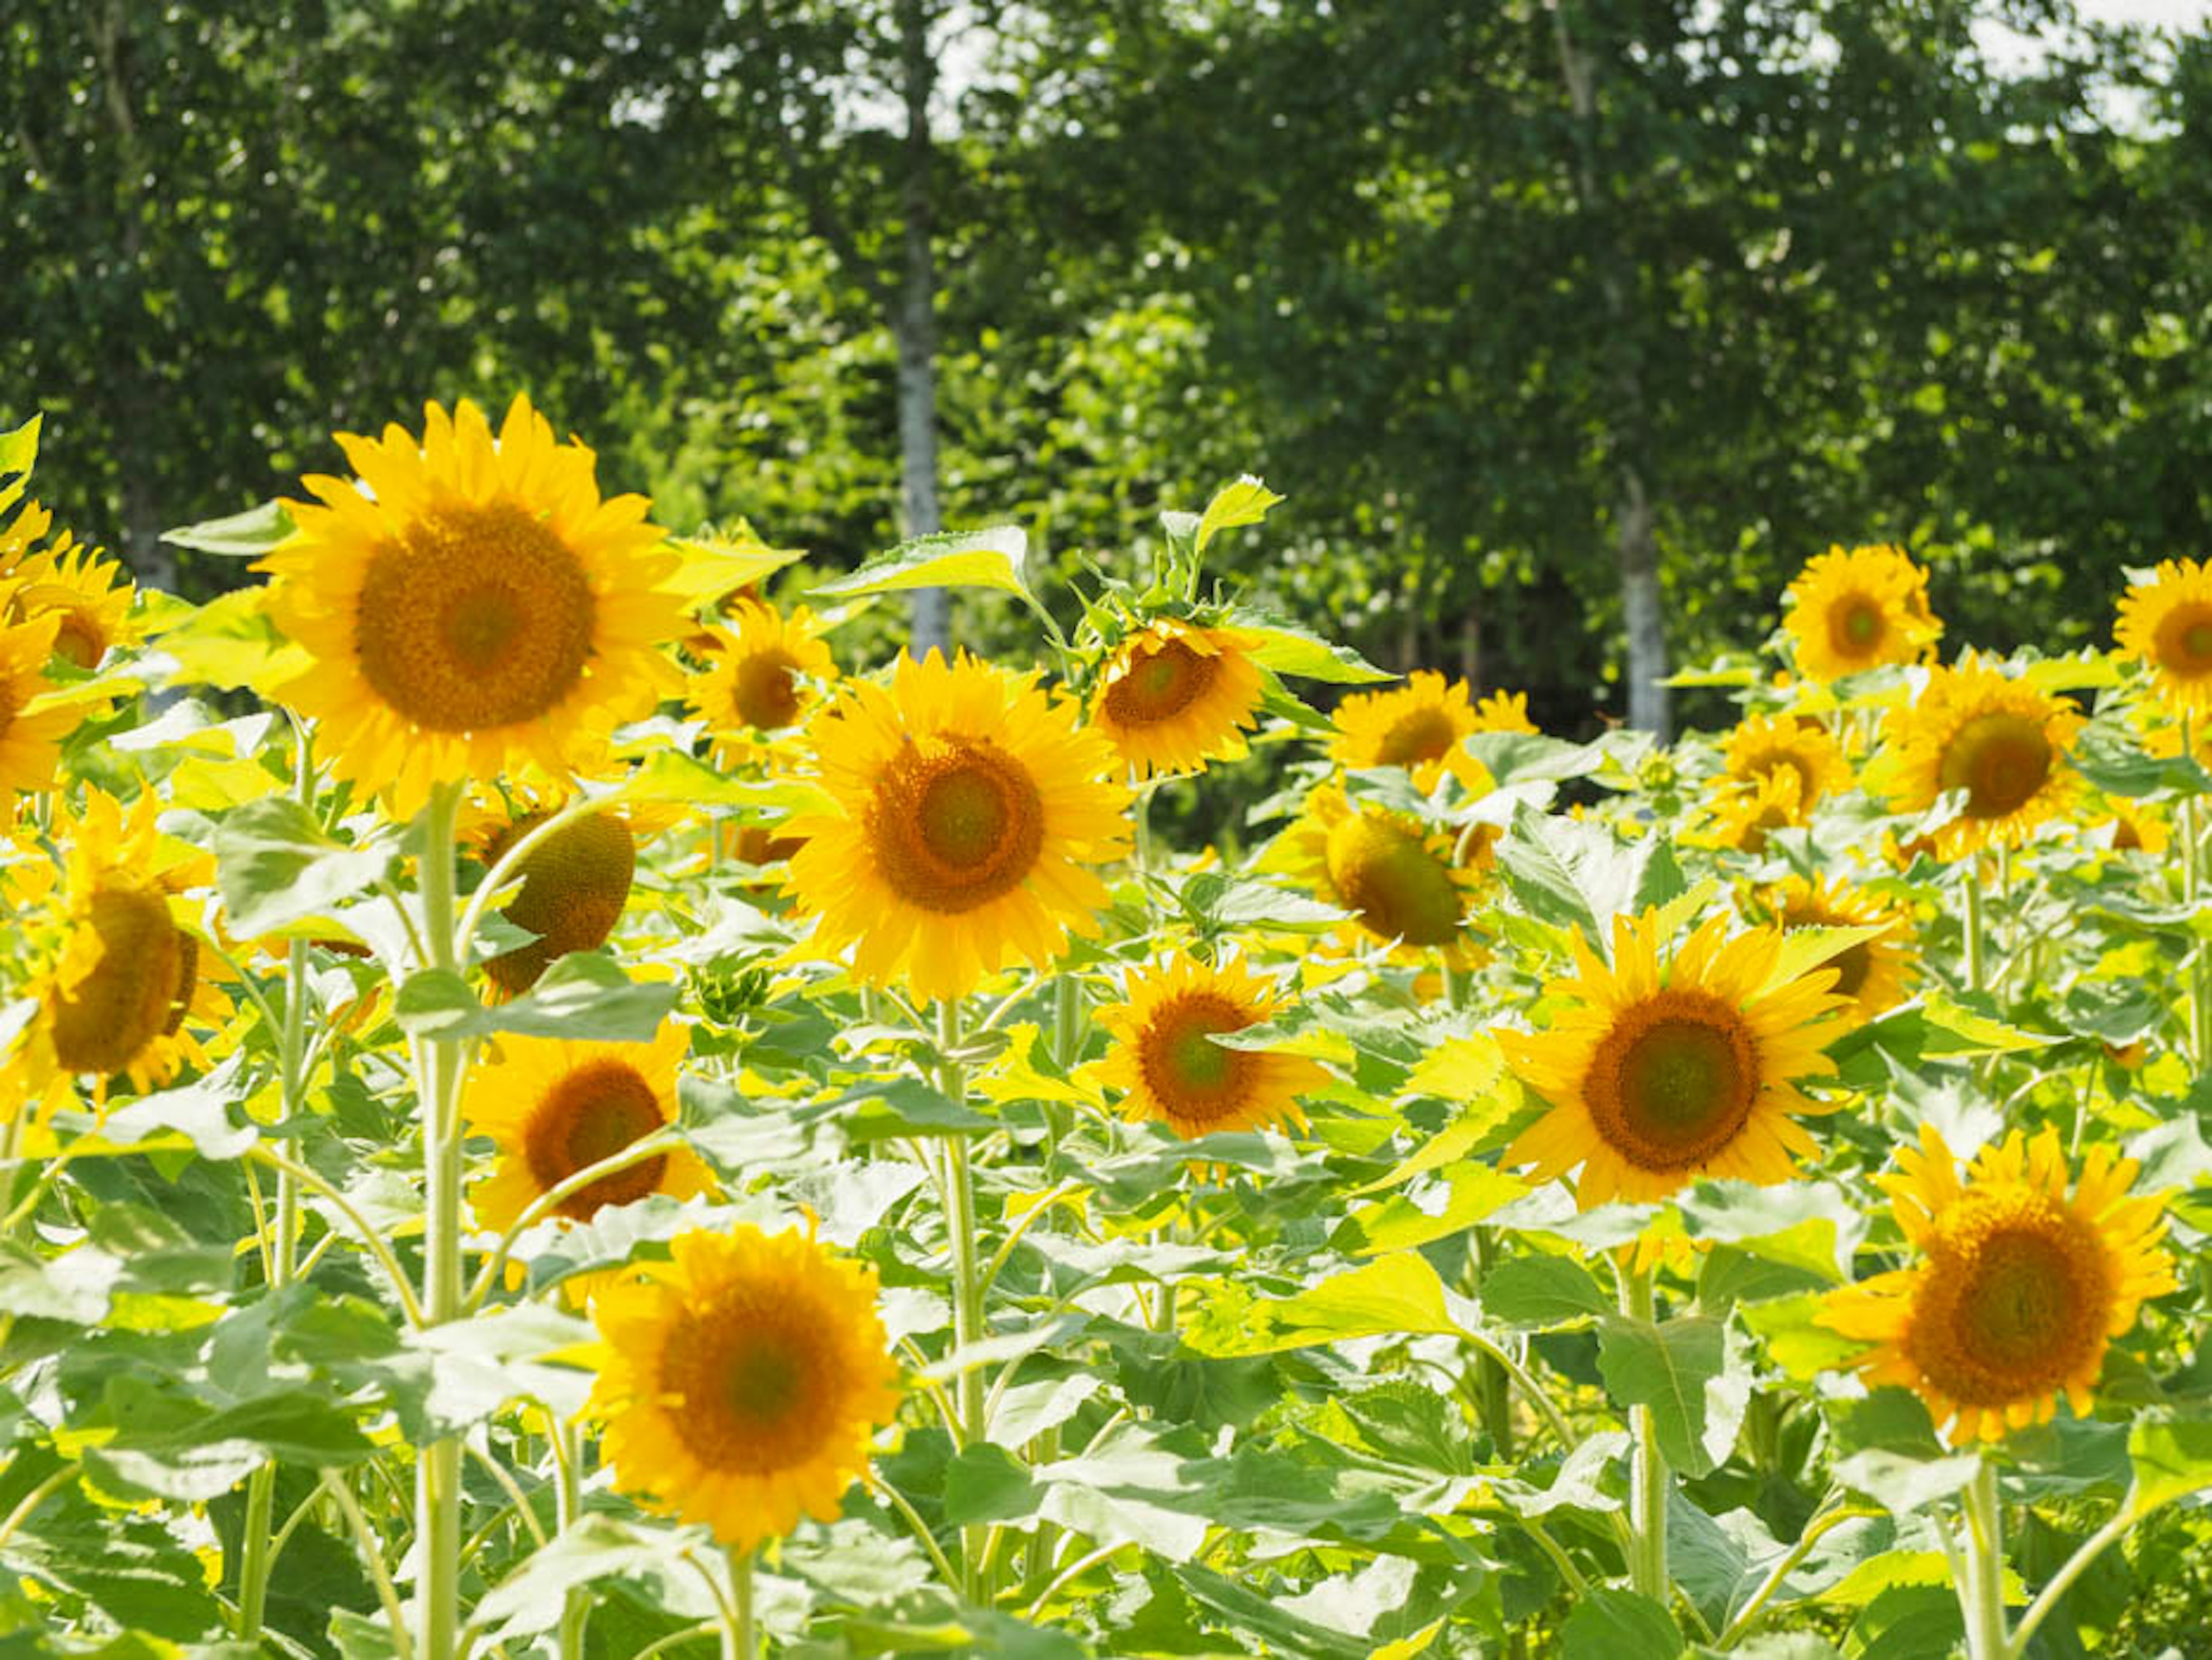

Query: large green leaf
left=215, top=797, right=392, bottom=935
left=810, top=525, right=1033, bottom=602
left=161, top=497, right=297, bottom=557
left=1182, top=1254, right=1463, bottom=1356
left=1596, top=1315, right=1745, bottom=1478
left=1560, top=1589, right=1683, bottom=1660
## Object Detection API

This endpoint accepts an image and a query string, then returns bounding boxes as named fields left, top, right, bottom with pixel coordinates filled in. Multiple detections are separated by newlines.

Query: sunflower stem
left=554, top=1416, right=589, bottom=1660
left=724, top=1546, right=756, bottom=1660
left=1960, top=1458, right=2009, bottom=1660
left=937, top=997, right=990, bottom=1601
left=1132, top=777, right=1154, bottom=880
left=2181, top=714, right=2209, bottom=1074
left=1622, top=1266, right=1670, bottom=1604
left=415, top=778, right=470, bottom=1660
left=1471, top=1230, right=1514, bottom=1460
left=1961, top=861, right=1987, bottom=998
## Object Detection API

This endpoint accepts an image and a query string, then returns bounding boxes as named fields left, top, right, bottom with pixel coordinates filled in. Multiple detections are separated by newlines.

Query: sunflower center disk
left=1589, top=996, right=1758, bottom=1171
left=528, top=1060, right=668, bottom=1220
left=1827, top=593, right=1885, bottom=656
left=353, top=499, right=597, bottom=732
left=1104, top=640, right=1215, bottom=725
left=733, top=649, right=804, bottom=730
left=1377, top=708, right=1460, bottom=767
left=870, top=740, right=1046, bottom=913
left=484, top=813, right=638, bottom=996
left=1325, top=816, right=1463, bottom=947
left=1907, top=1192, right=2113, bottom=1405
left=49, top=886, right=188, bottom=1075
left=665, top=1303, right=839, bottom=1473
left=2155, top=605, right=2212, bottom=676
left=1938, top=712, right=2052, bottom=819
left=1139, top=993, right=1257, bottom=1123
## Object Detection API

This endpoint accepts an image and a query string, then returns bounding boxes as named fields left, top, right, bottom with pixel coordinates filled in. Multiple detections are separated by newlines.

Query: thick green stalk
left=1622, top=1268, right=1669, bottom=1602
left=1472, top=1230, right=1514, bottom=1459
left=416, top=781, right=469, bottom=1660
left=1961, top=1459, right=2008, bottom=1660
left=1962, top=862, right=1986, bottom=998
left=556, top=1418, right=589, bottom=1660
left=2182, top=717, right=2210, bottom=1073
left=725, top=1546, right=755, bottom=1659
left=938, top=998, right=988, bottom=1599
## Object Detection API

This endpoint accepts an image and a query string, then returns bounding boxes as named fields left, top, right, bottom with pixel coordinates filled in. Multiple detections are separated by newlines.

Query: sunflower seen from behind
left=1819, top=1126, right=2173, bottom=1445
left=260, top=396, right=686, bottom=815
left=783, top=651, right=1131, bottom=1001
left=1499, top=909, right=1857, bottom=1207
left=1874, top=653, right=2082, bottom=859
left=586, top=1224, right=902, bottom=1549
left=1781, top=543, right=1940, bottom=682
left=1093, top=953, right=1325, bottom=1139
left=2115, top=557, right=2212, bottom=719
left=1091, top=618, right=1265, bottom=781
left=1272, top=779, right=1482, bottom=966
left=464, top=792, right=673, bottom=997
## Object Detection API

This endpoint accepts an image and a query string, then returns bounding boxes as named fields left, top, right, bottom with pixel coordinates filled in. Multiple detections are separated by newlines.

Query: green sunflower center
left=1587, top=992, right=1760, bottom=1171
left=1137, top=992, right=1257, bottom=1123
left=1938, top=712, right=2053, bottom=820
left=870, top=739, right=1046, bottom=913
left=2153, top=603, right=2212, bottom=679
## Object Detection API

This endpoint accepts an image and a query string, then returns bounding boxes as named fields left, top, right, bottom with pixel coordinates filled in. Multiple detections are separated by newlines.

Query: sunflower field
left=3, top=398, right=2212, bottom=1660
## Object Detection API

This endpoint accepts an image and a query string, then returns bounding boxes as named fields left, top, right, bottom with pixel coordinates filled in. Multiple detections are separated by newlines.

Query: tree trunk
left=896, top=0, right=948, bottom=660
left=1457, top=607, right=1481, bottom=689
left=1553, top=0, right=1669, bottom=738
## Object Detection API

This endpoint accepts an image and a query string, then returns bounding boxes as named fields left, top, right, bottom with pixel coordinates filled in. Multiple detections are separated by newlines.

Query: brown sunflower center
left=732, top=648, right=804, bottom=731
left=1104, top=640, right=1217, bottom=727
left=1905, top=1189, right=2113, bottom=1407
left=1137, top=992, right=1258, bottom=1125
left=2153, top=603, right=2212, bottom=679
left=1827, top=593, right=1887, bottom=659
left=1376, top=707, right=1461, bottom=768
left=48, top=886, right=188, bottom=1076
left=482, top=811, right=637, bottom=996
left=1324, top=812, right=1463, bottom=947
left=662, top=1297, right=843, bottom=1474
left=353, top=498, right=597, bottom=732
left=1585, top=991, right=1760, bottom=1171
left=523, top=1058, right=668, bottom=1221
left=1938, top=712, right=2052, bottom=820
left=868, top=739, right=1046, bottom=913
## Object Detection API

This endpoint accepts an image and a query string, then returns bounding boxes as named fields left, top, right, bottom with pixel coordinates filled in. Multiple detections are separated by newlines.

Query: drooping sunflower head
left=1091, top=618, right=1266, bottom=781
left=586, top=1225, right=903, bottom=1549
left=1273, top=780, right=1480, bottom=965
left=686, top=599, right=839, bottom=768
left=1499, top=909, right=1859, bottom=1207
left=3, top=540, right=137, bottom=670
left=464, top=1023, right=709, bottom=1239
left=21, top=789, right=232, bottom=1097
left=1820, top=1126, right=2174, bottom=1445
left=1781, top=543, right=1941, bottom=681
left=783, top=651, right=1132, bottom=1001
left=1749, top=873, right=1916, bottom=1018
left=1876, top=653, right=2084, bottom=859
left=1721, top=714, right=1851, bottom=815
left=1092, top=952, right=1325, bottom=1139
left=2115, top=558, right=2212, bottom=717
left=466, top=795, right=646, bottom=996
left=260, top=396, right=687, bottom=816
left=0, top=606, right=75, bottom=798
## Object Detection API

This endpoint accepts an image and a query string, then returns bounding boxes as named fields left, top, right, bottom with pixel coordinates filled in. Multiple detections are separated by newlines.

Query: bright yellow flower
left=586, top=1226, right=902, bottom=1549
left=2115, top=557, right=2212, bottom=717
left=1875, top=653, right=2082, bottom=859
left=1092, top=954, right=1325, bottom=1138
left=3, top=540, right=137, bottom=668
left=1091, top=618, right=1265, bottom=781
left=1330, top=671, right=1535, bottom=793
left=2097, top=799, right=2169, bottom=856
left=783, top=652, right=1131, bottom=1001
left=1272, top=779, right=1483, bottom=966
left=1499, top=910, right=1856, bottom=1207
left=260, top=396, right=686, bottom=816
left=464, top=1024, right=710, bottom=1244
left=686, top=599, right=839, bottom=768
left=1781, top=544, right=1940, bottom=681
left=1752, top=874, right=1916, bottom=1018
left=1703, top=767, right=1808, bottom=854
left=1721, top=714, right=1851, bottom=812
left=1820, top=1126, right=2173, bottom=1445
left=0, top=608, right=76, bottom=797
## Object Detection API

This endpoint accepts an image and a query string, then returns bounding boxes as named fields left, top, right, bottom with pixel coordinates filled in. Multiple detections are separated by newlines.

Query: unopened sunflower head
left=1819, top=1125, right=2173, bottom=1445
left=1091, top=617, right=1266, bottom=781
left=1498, top=909, right=1861, bottom=1209
left=259, top=395, right=687, bottom=818
left=1781, top=543, right=1941, bottom=682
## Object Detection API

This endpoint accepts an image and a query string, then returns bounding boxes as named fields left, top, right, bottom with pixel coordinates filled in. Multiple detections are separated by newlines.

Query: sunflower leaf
left=160, top=497, right=296, bottom=556
left=215, top=796, right=393, bottom=936
left=810, top=525, right=1033, bottom=603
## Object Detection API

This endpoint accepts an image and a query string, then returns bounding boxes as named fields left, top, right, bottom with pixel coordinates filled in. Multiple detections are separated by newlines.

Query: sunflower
left=3, top=541, right=137, bottom=668
left=1720, top=715, right=1851, bottom=814
left=1330, top=671, right=1535, bottom=793
left=1703, top=768, right=1806, bottom=855
left=782, top=652, right=1131, bottom=1001
left=465, top=793, right=669, bottom=996
left=1271, top=779, right=1482, bottom=965
left=17, top=790, right=232, bottom=1097
left=0, top=610, right=76, bottom=796
left=1092, top=954, right=1326, bottom=1138
left=1875, top=654, right=2083, bottom=859
left=2115, top=558, right=2212, bottom=717
left=1781, top=544, right=1941, bottom=682
left=260, top=396, right=687, bottom=815
left=1091, top=618, right=1266, bottom=781
left=464, top=1024, right=710, bottom=1240
left=586, top=1225, right=902, bottom=1549
left=2097, top=799, right=2169, bottom=856
left=1498, top=909, right=1857, bottom=1207
left=686, top=599, right=839, bottom=767
left=1752, top=874, right=1916, bottom=1018
left=1819, top=1126, right=2173, bottom=1445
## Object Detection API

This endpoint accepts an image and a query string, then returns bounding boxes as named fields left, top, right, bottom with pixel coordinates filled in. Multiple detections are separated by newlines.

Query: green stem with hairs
left=938, top=997, right=989, bottom=1600
left=1963, top=861, right=1987, bottom=998
left=1622, top=1268, right=1669, bottom=1602
left=1960, top=1458, right=2009, bottom=1660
